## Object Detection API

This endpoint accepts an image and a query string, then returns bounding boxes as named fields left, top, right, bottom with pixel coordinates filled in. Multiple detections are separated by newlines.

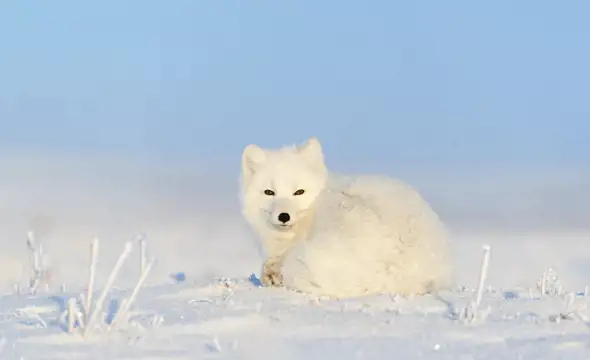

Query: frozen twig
left=67, top=298, right=76, bottom=333
left=151, top=314, right=164, bottom=328
left=26, top=231, right=43, bottom=294
left=110, top=258, right=155, bottom=330
left=459, top=244, right=492, bottom=323
left=75, top=311, right=86, bottom=330
left=475, top=245, right=491, bottom=308
left=14, top=308, right=48, bottom=329
left=207, top=337, right=222, bottom=353
left=562, top=292, right=576, bottom=320
left=139, top=236, right=147, bottom=277
left=550, top=291, right=588, bottom=323
left=538, top=267, right=562, bottom=297
left=84, top=241, right=133, bottom=338
left=85, top=237, right=100, bottom=324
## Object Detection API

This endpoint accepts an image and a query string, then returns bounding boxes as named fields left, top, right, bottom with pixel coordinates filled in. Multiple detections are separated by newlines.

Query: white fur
left=240, top=137, right=452, bottom=298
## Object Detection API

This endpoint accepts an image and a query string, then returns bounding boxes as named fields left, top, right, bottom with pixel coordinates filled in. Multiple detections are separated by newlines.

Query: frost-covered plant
left=536, top=267, right=563, bottom=298
left=26, top=231, right=52, bottom=295
left=42, top=234, right=157, bottom=338
left=549, top=291, right=589, bottom=325
left=459, top=245, right=492, bottom=324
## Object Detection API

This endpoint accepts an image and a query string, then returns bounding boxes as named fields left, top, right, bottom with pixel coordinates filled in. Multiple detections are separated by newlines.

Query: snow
left=1, top=154, right=589, bottom=359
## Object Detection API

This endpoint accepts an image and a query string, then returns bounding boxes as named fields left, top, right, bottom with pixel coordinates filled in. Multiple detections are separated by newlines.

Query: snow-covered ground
left=1, top=154, right=589, bottom=359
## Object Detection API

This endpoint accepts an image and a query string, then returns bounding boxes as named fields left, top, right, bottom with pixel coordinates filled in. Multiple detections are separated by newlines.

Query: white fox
left=240, top=137, right=452, bottom=298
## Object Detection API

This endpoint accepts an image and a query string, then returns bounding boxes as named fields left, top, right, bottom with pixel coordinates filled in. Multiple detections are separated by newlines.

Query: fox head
left=240, top=137, right=328, bottom=239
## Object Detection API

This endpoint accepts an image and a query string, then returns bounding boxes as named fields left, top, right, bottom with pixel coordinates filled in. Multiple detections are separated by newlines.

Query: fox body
left=240, top=137, right=452, bottom=298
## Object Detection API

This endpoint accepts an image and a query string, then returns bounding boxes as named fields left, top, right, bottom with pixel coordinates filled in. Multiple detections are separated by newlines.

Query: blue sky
left=1, top=0, right=589, bottom=171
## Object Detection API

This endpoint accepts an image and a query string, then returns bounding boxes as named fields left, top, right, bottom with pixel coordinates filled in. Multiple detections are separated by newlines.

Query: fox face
left=240, top=137, right=328, bottom=235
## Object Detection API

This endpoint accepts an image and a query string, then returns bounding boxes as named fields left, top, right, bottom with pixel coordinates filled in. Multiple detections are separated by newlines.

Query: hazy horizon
left=1, top=152, right=588, bottom=293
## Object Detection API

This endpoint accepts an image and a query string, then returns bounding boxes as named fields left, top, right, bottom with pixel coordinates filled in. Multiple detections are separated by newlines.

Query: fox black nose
left=278, top=212, right=291, bottom=224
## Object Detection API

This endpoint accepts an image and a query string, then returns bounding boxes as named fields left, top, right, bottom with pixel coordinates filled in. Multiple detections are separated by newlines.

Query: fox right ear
left=241, top=144, right=266, bottom=182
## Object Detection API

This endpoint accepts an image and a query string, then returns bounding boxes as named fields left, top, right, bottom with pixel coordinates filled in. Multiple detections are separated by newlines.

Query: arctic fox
left=240, top=137, right=452, bottom=298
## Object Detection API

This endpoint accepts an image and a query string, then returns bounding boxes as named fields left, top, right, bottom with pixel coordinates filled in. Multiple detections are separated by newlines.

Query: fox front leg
left=261, top=258, right=283, bottom=287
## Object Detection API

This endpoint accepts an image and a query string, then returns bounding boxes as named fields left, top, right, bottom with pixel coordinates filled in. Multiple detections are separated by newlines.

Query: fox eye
left=264, top=189, right=275, bottom=196
left=293, top=189, right=305, bottom=196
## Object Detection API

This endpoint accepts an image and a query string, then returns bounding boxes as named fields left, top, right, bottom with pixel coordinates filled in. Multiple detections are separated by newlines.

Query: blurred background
left=1, top=1, right=589, bottom=292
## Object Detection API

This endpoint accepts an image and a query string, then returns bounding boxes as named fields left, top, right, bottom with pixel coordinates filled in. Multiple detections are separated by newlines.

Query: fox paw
left=261, top=261, right=283, bottom=287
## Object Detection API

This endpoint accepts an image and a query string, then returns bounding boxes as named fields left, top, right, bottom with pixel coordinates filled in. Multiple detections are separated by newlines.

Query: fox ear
left=298, top=137, right=325, bottom=170
left=241, top=144, right=266, bottom=183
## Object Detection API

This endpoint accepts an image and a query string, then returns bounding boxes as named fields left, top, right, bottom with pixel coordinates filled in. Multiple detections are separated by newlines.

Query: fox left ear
left=241, top=144, right=266, bottom=183
left=298, top=137, right=325, bottom=167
